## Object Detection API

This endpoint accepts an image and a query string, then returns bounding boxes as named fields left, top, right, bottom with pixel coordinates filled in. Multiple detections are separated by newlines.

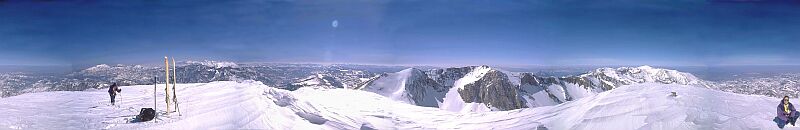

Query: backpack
left=137, top=108, right=156, bottom=121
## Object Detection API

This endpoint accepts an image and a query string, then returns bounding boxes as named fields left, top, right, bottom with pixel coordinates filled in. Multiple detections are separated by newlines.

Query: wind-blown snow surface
left=1, top=81, right=797, bottom=129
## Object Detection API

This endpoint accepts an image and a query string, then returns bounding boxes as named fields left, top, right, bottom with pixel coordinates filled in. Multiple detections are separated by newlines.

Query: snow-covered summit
left=440, top=65, right=531, bottom=112
left=585, top=65, right=707, bottom=87
left=84, top=64, right=112, bottom=72
left=82, top=64, right=151, bottom=73
left=360, top=68, right=446, bottom=107
left=452, top=65, right=492, bottom=90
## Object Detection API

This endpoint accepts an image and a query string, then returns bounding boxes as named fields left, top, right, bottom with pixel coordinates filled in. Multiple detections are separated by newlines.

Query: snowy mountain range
left=1, top=81, right=793, bottom=129
left=359, top=65, right=713, bottom=112
left=3, top=61, right=800, bottom=102
left=3, top=64, right=800, bottom=129
left=0, top=61, right=404, bottom=97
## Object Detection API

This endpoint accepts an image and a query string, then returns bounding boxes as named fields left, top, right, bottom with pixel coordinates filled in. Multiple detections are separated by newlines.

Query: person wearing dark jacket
left=108, top=83, right=121, bottom=105
left=777, top=96, right=800, bottom=128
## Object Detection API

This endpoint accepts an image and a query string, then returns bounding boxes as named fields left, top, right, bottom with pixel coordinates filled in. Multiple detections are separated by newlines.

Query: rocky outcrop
left=426, top=66, right=475, bottom=87
left=457, top=70, right=525, bottom=110
left=403, top=69, right=448, bottom=107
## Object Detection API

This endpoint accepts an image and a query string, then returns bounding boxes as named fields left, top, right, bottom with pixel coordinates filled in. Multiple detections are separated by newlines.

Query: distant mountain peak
left=637, top=65, right=654, bottom=69
left=85, top=64, right=112, bottom=71
left=186, top=60, right=238, bottom=68
left=586, top=65, right=705, bottom=86
left=360, top=67, right=445, bottom=107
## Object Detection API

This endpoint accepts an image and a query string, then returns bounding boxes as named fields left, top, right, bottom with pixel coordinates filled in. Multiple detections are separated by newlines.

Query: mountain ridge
left=359, top=65, right=711, bottom=112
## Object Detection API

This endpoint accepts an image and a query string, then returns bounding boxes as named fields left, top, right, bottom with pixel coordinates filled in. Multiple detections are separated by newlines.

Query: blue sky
left=1, top=0, right=799, bottom=66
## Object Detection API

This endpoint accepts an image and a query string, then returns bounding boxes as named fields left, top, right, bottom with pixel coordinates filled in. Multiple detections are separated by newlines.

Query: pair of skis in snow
left=163, top=56, right=181, bottom=116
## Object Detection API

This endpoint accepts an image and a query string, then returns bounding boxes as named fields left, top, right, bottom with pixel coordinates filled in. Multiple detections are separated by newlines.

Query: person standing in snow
left=777, top=96, right=800, bottom=128
left=108, top=83, right=121, bottom=105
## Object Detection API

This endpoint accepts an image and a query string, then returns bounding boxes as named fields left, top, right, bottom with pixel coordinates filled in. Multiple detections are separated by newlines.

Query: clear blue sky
left=1, top=0, right=799, bottom=66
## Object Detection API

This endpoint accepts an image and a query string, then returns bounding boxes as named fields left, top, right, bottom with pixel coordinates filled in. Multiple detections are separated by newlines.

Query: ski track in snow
left=1, top=81, right=800, bottom=129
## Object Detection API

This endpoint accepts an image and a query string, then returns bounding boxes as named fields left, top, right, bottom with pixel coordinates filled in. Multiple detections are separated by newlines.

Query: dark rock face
left=582, top=71, right=629, bottom=90
left=458, top=70, right=525, bottom=110
left=404, top=69, right=447, bottom=107
left=426, top=66, right=475, bottom=87
left=457, top=66, right=708, bottom=110
left=359, top=67, right=477, bottom=107
left=518, top=73, right=563, bottom=105
left=520, top=73, right=542, bottom=86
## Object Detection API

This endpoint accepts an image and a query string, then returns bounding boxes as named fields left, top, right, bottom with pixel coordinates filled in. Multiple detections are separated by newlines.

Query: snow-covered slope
left=0, top=81, right=343, bottom=129
left=0, top=81, right=795, bottom=129
left=360, top=68, right=446, bottom=107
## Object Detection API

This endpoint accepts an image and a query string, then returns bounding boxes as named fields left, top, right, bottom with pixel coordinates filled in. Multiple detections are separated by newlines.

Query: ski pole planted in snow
left=153, top=76, right=157, bottom=122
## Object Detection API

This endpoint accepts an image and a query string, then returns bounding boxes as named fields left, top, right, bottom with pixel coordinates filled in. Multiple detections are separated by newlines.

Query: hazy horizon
left=4, top=61, right=800, bottom=80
